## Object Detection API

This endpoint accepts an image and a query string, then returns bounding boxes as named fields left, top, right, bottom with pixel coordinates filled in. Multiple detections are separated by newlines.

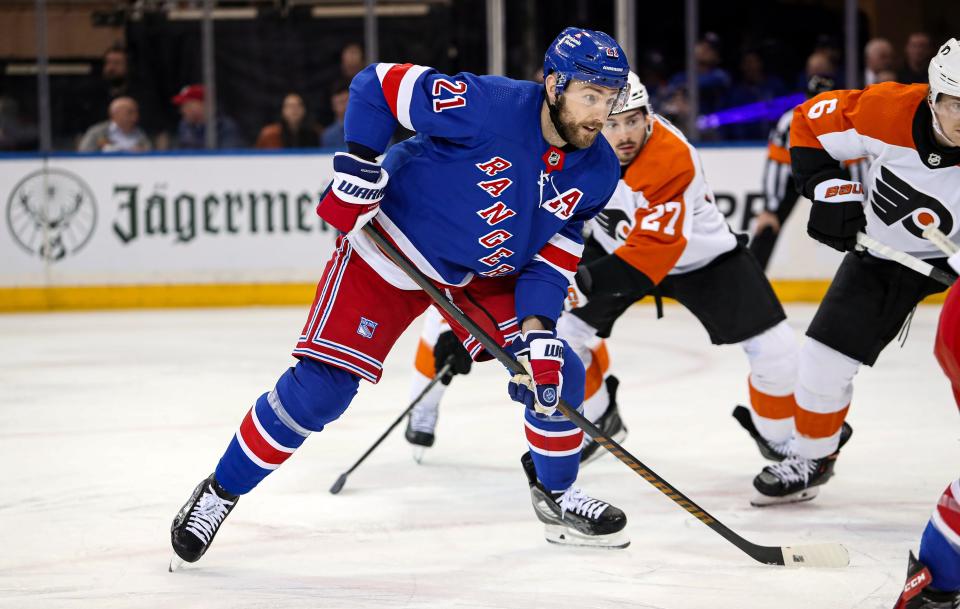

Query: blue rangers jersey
left=342, top=62, right=620, bottom=325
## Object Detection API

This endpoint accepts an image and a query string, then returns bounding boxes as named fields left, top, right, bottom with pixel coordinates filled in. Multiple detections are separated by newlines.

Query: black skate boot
left=732, top=404, right=854, bottom=462
left=521, top=452, right=629, bottom=548
left=169, top=473, right=239, bottom=571
left=404, top=400, right=438, bottom=463
left=751, top=451, right=840, bottom=506
left=893, top=552, right=960, bottom=609
left=579, top=375, right=628, bottom=465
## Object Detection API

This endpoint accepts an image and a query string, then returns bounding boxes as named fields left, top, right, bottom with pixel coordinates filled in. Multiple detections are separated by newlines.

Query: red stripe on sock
left=525, top=426, right=583, bottom=453
left=239, top=408, right=294, bottom=466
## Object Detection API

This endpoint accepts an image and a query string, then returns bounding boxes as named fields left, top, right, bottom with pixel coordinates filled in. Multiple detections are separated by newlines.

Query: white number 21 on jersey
left=640, top=201, right=682, bottom=236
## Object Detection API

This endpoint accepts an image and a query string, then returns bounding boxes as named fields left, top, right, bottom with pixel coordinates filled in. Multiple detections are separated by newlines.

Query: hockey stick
left=362, top=223, right=849, bottom=568
left=921, top=226, right=960, bottom=257
left=329, top=361, right=453, bottom=494
left=856, top=232, right=956, bottom=287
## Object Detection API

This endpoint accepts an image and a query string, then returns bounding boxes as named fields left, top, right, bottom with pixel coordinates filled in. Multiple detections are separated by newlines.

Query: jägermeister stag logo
left=6, top=168, right=97, bottom=261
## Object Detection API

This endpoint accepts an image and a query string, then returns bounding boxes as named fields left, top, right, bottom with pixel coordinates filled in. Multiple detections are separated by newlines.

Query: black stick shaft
left=362, top=223, right=786, bottom=565
left=343, top=361, right=452, bottom=478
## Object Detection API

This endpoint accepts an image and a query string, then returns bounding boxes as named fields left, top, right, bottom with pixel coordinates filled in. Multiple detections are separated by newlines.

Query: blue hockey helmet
left=543, top=27, right=631, bottom=112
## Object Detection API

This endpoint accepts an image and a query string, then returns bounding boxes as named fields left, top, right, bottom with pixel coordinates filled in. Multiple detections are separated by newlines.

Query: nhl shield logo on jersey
left=542, top=146, right=565, bottom=174
left=872, top=166, right=954, bottom=238
left=356, top=317, right=378, bottom=339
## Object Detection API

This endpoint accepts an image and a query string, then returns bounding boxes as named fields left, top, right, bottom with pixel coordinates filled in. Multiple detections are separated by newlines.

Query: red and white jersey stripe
left=374, top=63, right=431, bottom=131
left=534, top=232, right=583, bottom=282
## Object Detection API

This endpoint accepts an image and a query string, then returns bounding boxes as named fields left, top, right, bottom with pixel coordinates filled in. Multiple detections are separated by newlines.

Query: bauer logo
left=6, top=168, right=98, bottom=262
left=357, top=317, right=378, bottom=339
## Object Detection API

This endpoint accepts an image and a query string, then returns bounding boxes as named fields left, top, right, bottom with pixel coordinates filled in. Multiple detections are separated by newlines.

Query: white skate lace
left=765, top=455, right=817, bottom=485
left=409, top=401, right=439, bottom=434
left=555, top=487, right=609, bottom=520
left=184, top=485, right=234, bottom=545
left=769, top=439, right=792, bottom=458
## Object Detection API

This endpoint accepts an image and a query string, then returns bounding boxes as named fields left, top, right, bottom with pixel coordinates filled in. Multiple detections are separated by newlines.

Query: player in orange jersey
left=754, top=38, right=960, bottom=506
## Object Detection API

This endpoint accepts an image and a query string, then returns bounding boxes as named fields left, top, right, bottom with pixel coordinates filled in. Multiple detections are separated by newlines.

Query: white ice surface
left=1, top=303, right=957, bottom=609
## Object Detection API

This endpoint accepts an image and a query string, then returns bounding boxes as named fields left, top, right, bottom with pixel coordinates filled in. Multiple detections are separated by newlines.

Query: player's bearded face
left=602, top=109, right=649, bottom=165
left=549, top=81, right=618, bottom=149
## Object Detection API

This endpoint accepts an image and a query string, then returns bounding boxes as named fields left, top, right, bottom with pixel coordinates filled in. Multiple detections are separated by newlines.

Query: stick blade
left=329, top=473, right=348, bottom=495
left=780, top=543, right=849, bottom=568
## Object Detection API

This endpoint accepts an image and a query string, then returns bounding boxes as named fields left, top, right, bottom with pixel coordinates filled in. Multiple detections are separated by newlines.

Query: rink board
left=0, top=148, right=916, bottom=310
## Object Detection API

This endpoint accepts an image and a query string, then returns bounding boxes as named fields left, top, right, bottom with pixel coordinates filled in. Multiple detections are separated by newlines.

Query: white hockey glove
left=316, top=152, right=389, bottom=234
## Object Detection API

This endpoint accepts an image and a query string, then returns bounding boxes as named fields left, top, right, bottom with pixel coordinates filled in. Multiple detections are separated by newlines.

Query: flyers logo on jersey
left=872, top=166, right=954, bottom=238
left=593, top=208, right=633, bottom=241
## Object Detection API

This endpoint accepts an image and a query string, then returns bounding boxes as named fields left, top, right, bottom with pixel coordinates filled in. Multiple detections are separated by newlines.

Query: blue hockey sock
left=522, top=343, right=585, bottom=492
left=215, top=358, right=359, bottom=495
left=920, top=518, right=960, bottom=592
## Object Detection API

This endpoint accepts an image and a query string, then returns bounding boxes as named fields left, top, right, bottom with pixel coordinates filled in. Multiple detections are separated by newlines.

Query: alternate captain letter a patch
left=357, top=317, right=378, bottom=339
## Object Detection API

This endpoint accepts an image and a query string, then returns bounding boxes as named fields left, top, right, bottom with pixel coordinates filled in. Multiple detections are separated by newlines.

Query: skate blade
left=169, top=556, right=186, bottom=572
left=412, top=445, right=426, bottom=464
left=580, top=428, right=628, bottom=466
left=544, top=524, right=630, bottom=549
left=751, top=486, right=820, bottom=507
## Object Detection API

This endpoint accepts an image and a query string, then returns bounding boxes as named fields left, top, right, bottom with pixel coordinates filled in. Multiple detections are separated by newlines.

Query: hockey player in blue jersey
left=169, top=27, right=632, bottom=568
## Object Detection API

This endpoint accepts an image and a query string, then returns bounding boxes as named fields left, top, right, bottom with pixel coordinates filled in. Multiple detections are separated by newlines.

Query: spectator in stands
left=638, top=50, right=669, bottom=108
left=806, top=51, right=836, bottom=82
left=666, top=32, right=731, bottom=137
left=339, top=43, right=365, bottom=82
left=864, top=38, right=895, bottom=86
left=172, top=84, right=244, bottom=150
left=723, top=49, right=786, bottom=139
left=102, top=43, right=130, bottom=100
left=321, top=81, right=349, bottom=149
left=66, top=43, right=132, bottom=147
left=874, top=68, right=897, bottom=83
left=78, top=96, right=151, bottom=153
left=898, top=32, right=934, bottom=84
left=256, top=93, right=319, bottom=149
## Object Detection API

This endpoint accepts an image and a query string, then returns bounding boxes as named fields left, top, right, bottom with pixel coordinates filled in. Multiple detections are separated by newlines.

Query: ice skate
left=580, top=375, right=628, bottom=465
left=732, top=404, right=854, bottom=462
left=521, top=452, right=629, bottom=548
left=404, top=399, right=438, bottom=463
left=893, top=551, right=960, bottom=608
left=170, top=473, right=239, bottom=569
left=751, top=452, right=841, bottom=506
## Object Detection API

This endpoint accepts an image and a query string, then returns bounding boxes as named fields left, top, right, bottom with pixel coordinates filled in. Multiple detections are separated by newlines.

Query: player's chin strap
left=361, top=222, right=850, bottom=569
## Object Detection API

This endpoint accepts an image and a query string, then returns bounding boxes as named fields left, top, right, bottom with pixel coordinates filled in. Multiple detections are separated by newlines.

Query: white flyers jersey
left=588, top=115, right=737, bottom=281
left=791, top=82, right=960, bottom=260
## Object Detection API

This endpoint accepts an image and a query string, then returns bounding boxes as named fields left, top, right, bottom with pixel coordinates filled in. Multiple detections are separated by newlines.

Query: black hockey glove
left=434, top=330, right=472, bottom=385
left=807, top=179, right=866, bottom=253
left=580, top=253, right=655, bottom=301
